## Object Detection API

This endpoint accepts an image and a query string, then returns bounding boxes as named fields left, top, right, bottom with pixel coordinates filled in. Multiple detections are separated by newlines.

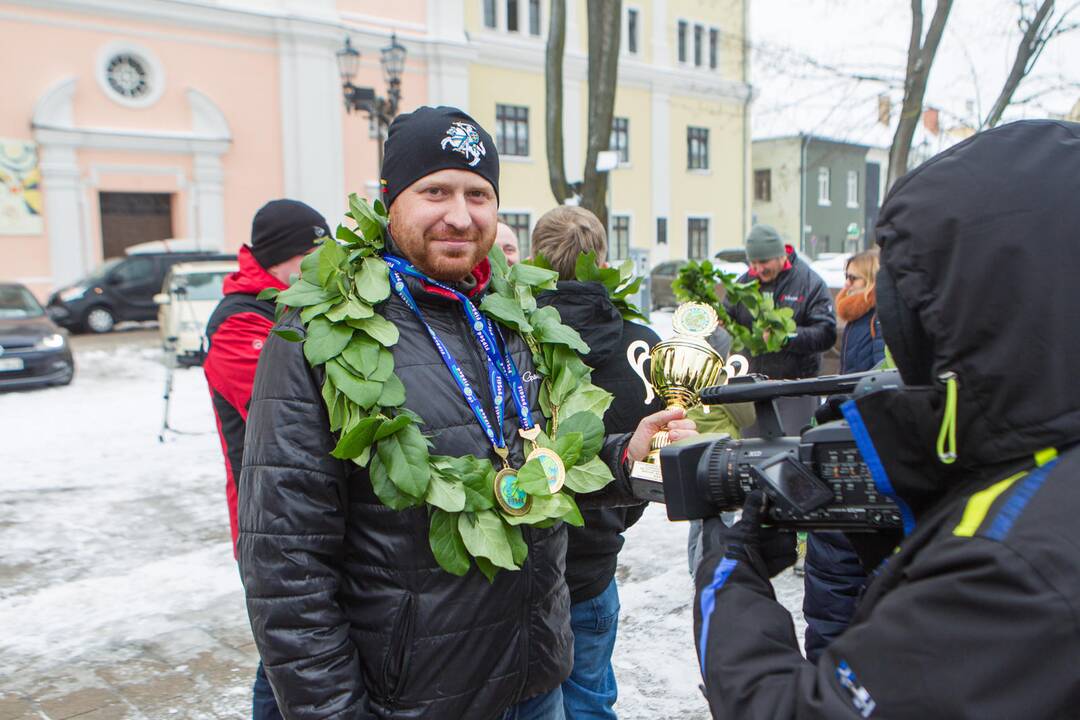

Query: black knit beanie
left=380, top=106, right=500, bottom=208
left=249, top=199, right=331, bottom=269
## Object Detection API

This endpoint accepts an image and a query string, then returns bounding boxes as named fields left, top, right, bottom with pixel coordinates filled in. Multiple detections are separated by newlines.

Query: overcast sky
left=749, top=0, right=1080, bottom=145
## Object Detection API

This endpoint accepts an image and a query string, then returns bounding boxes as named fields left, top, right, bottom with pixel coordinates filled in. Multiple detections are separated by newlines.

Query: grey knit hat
left=744, top=224, right=785, bottom=261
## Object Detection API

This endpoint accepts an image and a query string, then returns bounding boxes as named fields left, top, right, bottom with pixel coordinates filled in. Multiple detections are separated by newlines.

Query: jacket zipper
left=383, top=591, right=416, bottom=707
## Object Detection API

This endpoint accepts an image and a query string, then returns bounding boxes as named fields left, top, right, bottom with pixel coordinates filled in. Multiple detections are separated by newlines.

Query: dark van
left=47, top=243, right=235, bottom=333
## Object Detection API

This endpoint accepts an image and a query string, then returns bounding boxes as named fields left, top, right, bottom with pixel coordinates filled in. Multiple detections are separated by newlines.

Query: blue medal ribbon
left=383, top=255, right=536, bottom=458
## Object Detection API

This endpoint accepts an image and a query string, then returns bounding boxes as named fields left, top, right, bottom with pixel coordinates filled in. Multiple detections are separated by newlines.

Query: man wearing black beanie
left=238, top=106, right=696, bottom=719
left=203, top=198, right=329, bottom=720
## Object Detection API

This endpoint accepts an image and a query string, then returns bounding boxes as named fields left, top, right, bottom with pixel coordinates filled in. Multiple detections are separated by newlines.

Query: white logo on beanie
left=441, top=121, right=486, bottom=167
left=313, top=226, right=326, bottom=238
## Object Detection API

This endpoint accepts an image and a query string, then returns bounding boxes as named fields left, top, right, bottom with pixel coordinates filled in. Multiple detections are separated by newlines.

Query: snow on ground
left=0, top=324, right=805, bottom=718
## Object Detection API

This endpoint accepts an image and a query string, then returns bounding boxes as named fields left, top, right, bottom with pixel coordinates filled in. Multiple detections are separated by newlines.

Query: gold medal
left=526, top=447, right=566, bottom=494
left=519, top=426, right=541, bottom=447
left=493, top=466, right=531, bottom=516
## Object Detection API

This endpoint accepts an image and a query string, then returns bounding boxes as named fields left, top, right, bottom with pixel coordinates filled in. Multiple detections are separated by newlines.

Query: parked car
left=155, top=260, right=238, bottom=367
left=650, top=250, right=748, bottom=311
left=46, top=240, right=235, bottom=333
left=0, top=282, right=74, bottom=390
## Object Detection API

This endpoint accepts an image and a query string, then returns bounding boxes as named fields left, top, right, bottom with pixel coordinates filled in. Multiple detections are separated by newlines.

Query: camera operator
left=693, top=120, right=1080, bottom=718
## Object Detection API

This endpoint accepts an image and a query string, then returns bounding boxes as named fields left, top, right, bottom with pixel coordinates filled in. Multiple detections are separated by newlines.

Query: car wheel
left=84, top=306, right=116, bottom=334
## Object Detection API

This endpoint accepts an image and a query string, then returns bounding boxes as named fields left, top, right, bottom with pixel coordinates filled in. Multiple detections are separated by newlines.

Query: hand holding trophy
left=627, top=302, right=748, bottom=484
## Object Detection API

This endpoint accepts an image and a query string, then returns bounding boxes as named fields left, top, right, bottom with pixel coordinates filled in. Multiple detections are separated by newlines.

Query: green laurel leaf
left=429, top=509, right=470, bottom=576
left=349, top=313, right=400, bottom=347
left=277, top=279, right=336, bottom=308
left=557, top=411, right=605, bottom=462
left=426, top=472, right=467, bottom=512
left=505, top=523, right=528, bottom=566
left=558, top=386, right=613, bottom=420
left=326, top=298, right=374, bottom=322
left=515, top=458, right=552, bottom=496
left=370, top=454, right=421, bottom=510
left=479, top=293, right=532, bottom=333
left=553, top=432, right=583, bottom=468
left=355, top=257, right=391, bottom=304
left=341, top=333, right=381, bottom=373
left=563, top=455, right=613, bottom=494
left=458, top=510, right=515, bottom=570
left=271, top=328, right=304, bottom=343
left=326, top=358, right=382, bottom=409
left=508, top=262, right=558, bottom=290
left=331, top=415, right=384, bottom=460
left=376, top=423, right=431, bottom=498
left=304, top=317, right=353, bottom=365
left=529, top=306, right=589, bottom=354
left=378, top=374, right=406, bottom=407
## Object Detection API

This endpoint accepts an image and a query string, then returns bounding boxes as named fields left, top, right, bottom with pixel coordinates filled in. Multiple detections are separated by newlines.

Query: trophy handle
left=626, top=340, right=656, bottom=405
left=725, top=354, right=750, bottom=378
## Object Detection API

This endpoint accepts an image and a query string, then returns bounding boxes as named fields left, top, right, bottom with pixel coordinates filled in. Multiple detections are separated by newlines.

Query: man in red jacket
left=203, top=198, right=330, bottom=720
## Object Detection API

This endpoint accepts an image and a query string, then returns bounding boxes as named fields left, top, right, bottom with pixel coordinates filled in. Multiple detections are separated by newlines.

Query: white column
left=651, top=0, right=670, bottom=67
left=276, top=18, right=347, bottom=223
left=425, top=0, right=473, bottom=108
left=38, top=143, right=88, bottom=287
left=192, top=152, right=225, bottom=250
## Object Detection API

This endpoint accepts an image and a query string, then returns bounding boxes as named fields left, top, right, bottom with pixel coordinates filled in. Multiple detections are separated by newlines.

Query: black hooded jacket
left=694, top=120, right=1080, bottom=719
left=728, top=248, right=837, bottom=379
left=239, top=263, right=634, bottom=719
left=538, top=281, right=662, bottom=604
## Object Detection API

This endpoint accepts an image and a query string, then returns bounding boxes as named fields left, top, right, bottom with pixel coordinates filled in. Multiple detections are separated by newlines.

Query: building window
left=499, top=212, right=531, bottom=257
left=483, top=0, right=497, bottom=28
left=688, top=217, right=710, bottom=259
left=610, top=215, right=631, bottom=261
left=611, top=117, right=630, bottom=163
left=506, top=0, right=519, bottom=32
left=754, top=169, right=772, bottom=202
left=709, top=28, right=719, bottom=69
left=677, top=20, right=688, bottom=63
left=687, top=127, right=709, bottom=170
left=496, top=104, right=529, bottom=157
left=817, top=167, right=831, bottom=206
left=529, top=0, right=541, bottom=35
left=694, top=24, right=704, bottom=67
left=627, top=8, right=639, bottom=54
left=657, top=217, right=668, bottom=245
left=847, top=170, right=859, bottom=208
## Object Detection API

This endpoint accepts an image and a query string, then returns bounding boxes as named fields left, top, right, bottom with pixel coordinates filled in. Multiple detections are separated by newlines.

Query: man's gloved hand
left=700, top=490, right=797, bottom=578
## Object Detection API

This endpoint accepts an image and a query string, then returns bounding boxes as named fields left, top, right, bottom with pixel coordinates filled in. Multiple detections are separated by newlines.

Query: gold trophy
left=627, top=302, right=748, bottom=484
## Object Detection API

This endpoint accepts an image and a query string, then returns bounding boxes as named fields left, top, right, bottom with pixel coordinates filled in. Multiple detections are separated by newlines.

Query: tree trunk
left=579, top=0, right=622, bottom=229
left=545, top=0, right=571, bottom=204
left=888, top=0, right=953, bottom=190
left=984, top=0, right=1056, bottom=128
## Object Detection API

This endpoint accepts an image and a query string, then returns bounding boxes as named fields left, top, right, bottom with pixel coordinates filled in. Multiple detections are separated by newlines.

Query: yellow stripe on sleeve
left=952, top=471, right=1028, bottom=538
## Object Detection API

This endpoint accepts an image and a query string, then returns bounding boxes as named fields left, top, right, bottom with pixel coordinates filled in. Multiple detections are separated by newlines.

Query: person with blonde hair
left=533, top=205, right=663, bottom=719
left=836, top=248, right=885, bottom=374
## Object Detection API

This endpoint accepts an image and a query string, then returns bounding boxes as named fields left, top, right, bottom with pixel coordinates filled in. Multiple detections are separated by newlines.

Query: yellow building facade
left=458, top=0, right=751, bottom=267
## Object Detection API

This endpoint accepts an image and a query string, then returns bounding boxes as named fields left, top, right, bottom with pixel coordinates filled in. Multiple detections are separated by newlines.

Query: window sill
left=818, top=200, right=832, bottom=207
left=500, top=155, right=533, bottom=164
left=846, top=203, right=860, bottom=209
left=688, top=168, right=712, bottom=176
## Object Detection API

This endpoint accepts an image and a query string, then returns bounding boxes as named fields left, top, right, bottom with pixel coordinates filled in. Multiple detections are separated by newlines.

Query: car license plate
left=0, top=357, right=24, bottom=372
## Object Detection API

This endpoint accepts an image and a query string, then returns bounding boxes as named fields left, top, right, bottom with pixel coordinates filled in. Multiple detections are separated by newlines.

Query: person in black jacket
left=531, top=206, right=663, bottom=719
left=204, top=199, right=330, bottom=720
left=727, top=225, right=836, bottom=380
left=238, top=106, right=695, bottom=720
left=693, top=119, right=1080, bottom=718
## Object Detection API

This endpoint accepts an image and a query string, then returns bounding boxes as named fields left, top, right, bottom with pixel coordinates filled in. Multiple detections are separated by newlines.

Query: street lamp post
left=336, top=34, right=407, bottom=177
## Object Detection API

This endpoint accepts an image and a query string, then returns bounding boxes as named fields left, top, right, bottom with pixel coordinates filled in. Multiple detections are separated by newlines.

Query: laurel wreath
left=259, top=194, right=616, bottom=580
left=671, top=260, right=797, bottom=355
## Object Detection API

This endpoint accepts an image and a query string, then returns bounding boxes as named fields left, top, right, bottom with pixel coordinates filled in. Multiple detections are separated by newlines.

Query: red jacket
left=203, top=246, right=287, bottom=555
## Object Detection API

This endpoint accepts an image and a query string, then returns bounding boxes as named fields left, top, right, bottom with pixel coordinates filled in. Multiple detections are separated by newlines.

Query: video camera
left=632, top=370, right=905, bottom=530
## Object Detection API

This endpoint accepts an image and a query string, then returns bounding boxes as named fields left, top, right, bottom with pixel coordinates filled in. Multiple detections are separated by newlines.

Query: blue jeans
left=501, top=687, right=565, bottom=719
left=253, top=660, right=284, bottom=720
left=561, top=578, right=620, bottom=719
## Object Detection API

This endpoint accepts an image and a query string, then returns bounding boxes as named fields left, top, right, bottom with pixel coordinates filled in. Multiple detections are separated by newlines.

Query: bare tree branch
left=544, top=0, right=571, bottom=204
left=888, top=0, right=954, bottom=189
left=984, top=0, right=1079, bottom=127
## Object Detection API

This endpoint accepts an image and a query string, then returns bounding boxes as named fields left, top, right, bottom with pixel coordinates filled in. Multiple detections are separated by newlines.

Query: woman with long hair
left=802, top=248, right=885, bottom=662
left=836, top=248, right=885, bottom=373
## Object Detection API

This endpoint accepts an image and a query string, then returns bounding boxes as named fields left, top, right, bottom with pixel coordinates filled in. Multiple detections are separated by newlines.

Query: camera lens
left=700, top=440, right=749, bottom=511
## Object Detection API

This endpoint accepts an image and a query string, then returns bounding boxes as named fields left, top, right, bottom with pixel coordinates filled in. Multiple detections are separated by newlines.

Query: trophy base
left=629, top=460, right=665, bottom=504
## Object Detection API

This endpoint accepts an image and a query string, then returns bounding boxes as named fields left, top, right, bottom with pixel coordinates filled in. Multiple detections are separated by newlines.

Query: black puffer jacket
left=695, top=120, right=1080, bottom=719
left=538, top=281, right=662, bottom=604
left=727, top=248, right=836, bottom=379
left=239, top=266, right=631, bottom=719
